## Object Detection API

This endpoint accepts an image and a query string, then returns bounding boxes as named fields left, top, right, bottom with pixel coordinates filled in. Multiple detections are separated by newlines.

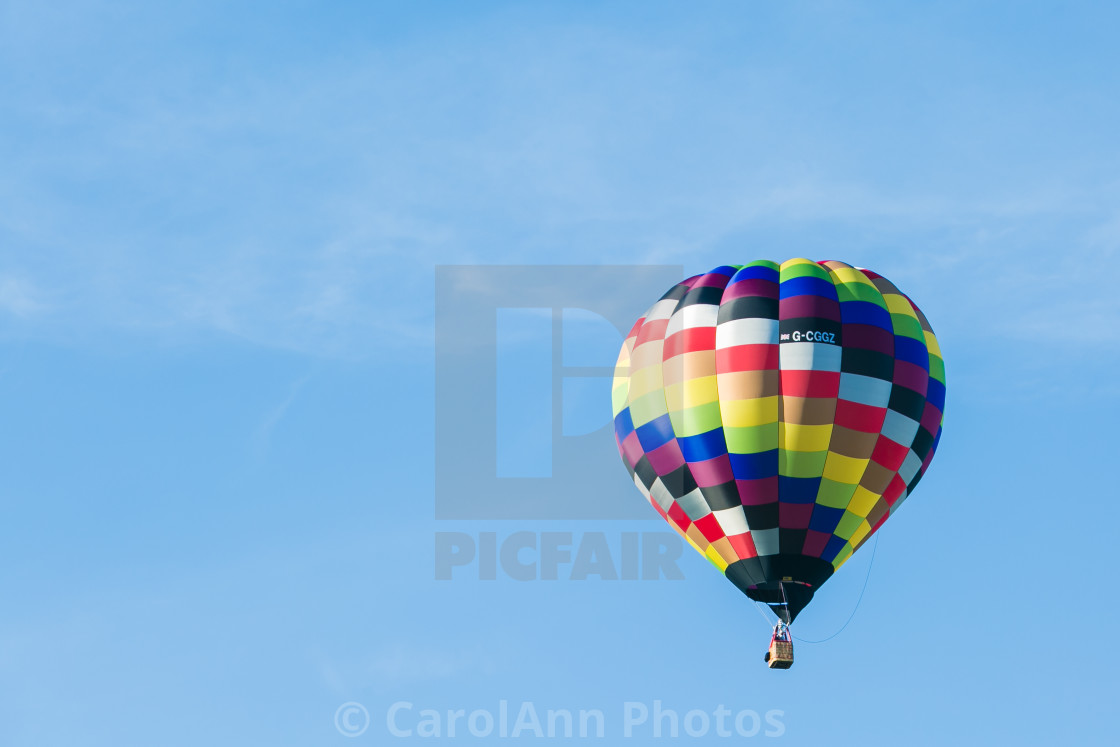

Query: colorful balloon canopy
left=611, top=259, right=945, bottom=622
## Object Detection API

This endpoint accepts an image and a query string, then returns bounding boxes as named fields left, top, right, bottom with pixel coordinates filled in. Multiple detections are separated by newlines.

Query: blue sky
left=2, top=1, right=1119, bottom=744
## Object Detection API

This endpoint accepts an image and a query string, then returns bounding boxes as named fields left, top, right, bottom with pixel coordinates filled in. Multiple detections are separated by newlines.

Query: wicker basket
left=768, top=640, right=794, bottom=669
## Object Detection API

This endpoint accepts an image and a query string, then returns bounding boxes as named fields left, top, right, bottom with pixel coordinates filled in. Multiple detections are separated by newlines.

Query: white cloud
left=0, top=275, right=46, bottom=317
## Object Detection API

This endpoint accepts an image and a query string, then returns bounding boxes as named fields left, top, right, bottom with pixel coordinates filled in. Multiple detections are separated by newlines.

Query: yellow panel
left=704, top=543, right=729, bottom=571
left=847, top=486, right=881, bottom=517
left=924, top=330, right=942, bottom=357
left=627, top=366, right=665, bottom=399
left=849, top=520, right=872, bottom=548
left=885, top=294, right=918, bottom=317
left=663, top=377, right=719, bottom=411
left=720, top=396, right=779, bottom=427
left=822, top=452, right=868, bottom=485
left=831, top=267, right=875, bottom=287
left=780, top=422, right=833, bottom=453
left=683, top=376, right=719, bottom=407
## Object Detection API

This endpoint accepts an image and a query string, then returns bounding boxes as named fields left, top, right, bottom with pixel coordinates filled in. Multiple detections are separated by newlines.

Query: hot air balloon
left=611, top=259, right=945, bottom=668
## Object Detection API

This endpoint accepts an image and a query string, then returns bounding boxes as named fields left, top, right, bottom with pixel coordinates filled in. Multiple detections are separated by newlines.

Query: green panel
left=779, top=261, right=831, bottom=282
left=815, top=478, right=858, bottom=509
left=779, top=449, right=827, bottom=478
left=675, top=401, right=724, bottom=437
left=627, top=390, right=668, bottom=426
left=724, top=423, right=778, bottom=454
left=929, top=355, right=946, bottom=384
left=890, top=313, right=926, bottom=341
left=832, top=542, right=854, bottom=567
left=833, top=510, right=865, bottom=539
left=835, top=281, right=887, bottom=307
left=612, top=382, right=630, bottom=415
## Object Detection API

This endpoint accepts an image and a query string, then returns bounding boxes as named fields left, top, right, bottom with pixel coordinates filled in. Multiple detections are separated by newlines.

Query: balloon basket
left=766, top=639, right=794, bottom=669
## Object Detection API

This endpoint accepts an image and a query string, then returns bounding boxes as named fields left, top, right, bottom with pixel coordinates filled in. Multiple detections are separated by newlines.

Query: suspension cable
left=794, top=532, right=879, bottom=644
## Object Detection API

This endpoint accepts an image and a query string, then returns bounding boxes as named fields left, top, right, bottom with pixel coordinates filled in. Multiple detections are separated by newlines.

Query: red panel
left=667, top=501, right=692, bottom=530
left=727, top=532, right=758, bottom=560
left=779, top=369, right=840, bottom=398
left=883, top=474, right=907, bottom=507
left=663, top=327, right=717, bottom=359
left=715, top=344, right=778, bottom=373
left=634, top=318, right=669, bottom=348
left=834, top=399, right=888, bottom=433
left=693, top=513, right=725, bottom=542
left=870, top=436, right=908, bottom=471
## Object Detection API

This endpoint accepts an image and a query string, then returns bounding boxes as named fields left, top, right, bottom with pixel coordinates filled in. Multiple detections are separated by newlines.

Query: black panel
left=633, top=455, right=657, bottom=489
left=910, top=426, right=935, bottom=462
left=659, top=283, right=691, bottom=303
left=888, top=385, right=927, bottom=421
left=742, top=502, right=779, bottom=531
left=659, top=464, right=698, bottom=499
left=679, top=285, right=724, bottom=308
left=718, top=295, right=778, bottom=322
left=724, top=555, right=836, bottom=622
left=841, top=347, right=895, bottom=380
left=701, top=481, right=743, bottom=511
left=778, top=528, right=807, bottom=556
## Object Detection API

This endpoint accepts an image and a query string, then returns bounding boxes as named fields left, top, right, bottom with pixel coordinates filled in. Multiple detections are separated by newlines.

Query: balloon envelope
left=611, top=260, right=945, bottom=621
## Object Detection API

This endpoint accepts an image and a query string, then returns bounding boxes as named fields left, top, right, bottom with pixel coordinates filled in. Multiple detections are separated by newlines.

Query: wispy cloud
left=0, top=275, right=46, bottom=317
left=2, top=2, right=1118, bottom=362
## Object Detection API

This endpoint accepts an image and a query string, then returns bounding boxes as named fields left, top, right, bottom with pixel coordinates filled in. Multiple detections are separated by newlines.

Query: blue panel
left=780, top=276, right=837, bottom=301
left=926, top=377, right=946, bottom=413
left=729, top=450, right=778, bottom=479
left=894, top=335, right=930, bottom=370
left=678, top=428, right=728, bottom=462
left=820, top=535, right=849, bottom=563
left=709, top=265, right=740, bottom=277
left=839, top=300, right=893, bottom=330
left=730, top=265, right=780, bottom=283
left=635, top=413, right=675, bottom=452
left=808, top=505, right=846, bottom=533
left=613, top=408, right=635, bottom=442
left=779, top=476, right=821, bottom=503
